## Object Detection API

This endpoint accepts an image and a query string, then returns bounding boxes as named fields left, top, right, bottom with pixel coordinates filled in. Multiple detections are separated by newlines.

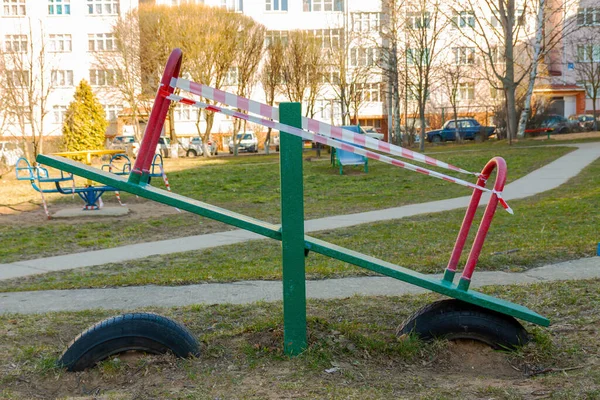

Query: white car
left=109, top=136, right=140, bottom=157
left=0, top=141, right=24, bottom=166
left=186, top=137, right=218, bottom=157
left=229, top=132, right=258, bottom=153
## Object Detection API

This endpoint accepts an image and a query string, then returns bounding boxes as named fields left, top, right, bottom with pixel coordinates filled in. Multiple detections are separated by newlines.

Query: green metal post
left=279, top=103, right=307, bottom=356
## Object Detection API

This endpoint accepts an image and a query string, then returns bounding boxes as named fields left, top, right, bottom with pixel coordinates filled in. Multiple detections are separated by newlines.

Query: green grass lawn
left=0, top=145, right=573, bottom=263
left=1, top=279, right=599, bottom=399
left=1, top=148, right=597, bottom=293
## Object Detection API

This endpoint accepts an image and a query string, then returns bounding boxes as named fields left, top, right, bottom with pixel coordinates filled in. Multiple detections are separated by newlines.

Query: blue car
left=427, top=119, right=495, bottom=143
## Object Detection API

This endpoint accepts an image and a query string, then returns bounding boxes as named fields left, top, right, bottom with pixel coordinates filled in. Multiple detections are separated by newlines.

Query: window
left=516, top=9, right=525, bottom=26
left=453, top=11, right=475, bottom=28
left=265, top=30, right=288, bottom=46
left=303, top=0, right=343, bottom=12
left=458, top=82, right=475, bottom=100
left=87, top=0, right=119, bottom=15
left=452, top=47, right=475, bottom=65
left=319, top=69, right=340, bottom=84
left=103, top=104, right=122, bottom=121
left=351, top=12, right=381, bottom=31
left=4, top=35, right=27, bottom=52
left=48, top=0, right=70, bottom=15
left=311, top=28, right=342, bottom=49
left=51, top=70, right=73, bottom=86
left=406, top=12, right=430, bottom=29
left=224, top=67, right=238, bottom=86
left=48, top=34, right=72, bottom=52
left=88, top=33, right=116, bottom=51
left=3, top=0, right=26, bottom=16
left=350, top=47, right=379, bottom=67
left=221, top=0, right=242, bottom=12
left=357, top=83, right=381, bottom=102
left=174, top=103, right=199, bottom=121
left=314, top=99, right=340, bottom=120
left=577, top=7, right=600, bottom=26
left=6, top=70, right=29, bottom=87
left=490, top=85, right=500, bottom=99
left=53, top=105, right=68, bottom=124
left=89, top=69, right=120, bottom=86
left=490, top=46, right=505, bottom=63
left=491, top=10, right=500, bottom=27
left=265, top=0, right=286, bottom=11
left=407, top=84, right=429, bottom=101
left=577, top=44, right=600, bottom=62
left=406, top=48, right=431, bottom=65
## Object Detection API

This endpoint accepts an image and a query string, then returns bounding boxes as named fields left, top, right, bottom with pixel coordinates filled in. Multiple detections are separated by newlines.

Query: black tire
left=57, top=313, right=200, bottom=372
left=474, top=133, right=483, bottom=142
left=186, top=149, right=197, bottom=157
left=431, top=135, right=442, bottom=143
left=275, top=145, right=280, bottom=152
left=397, top=299, right=529, bottom=350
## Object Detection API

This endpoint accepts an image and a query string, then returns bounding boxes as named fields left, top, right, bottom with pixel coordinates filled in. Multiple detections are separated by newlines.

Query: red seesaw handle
left=443, top=157, right=508, bottom=291
left=130, top=48, right=182, bottom=184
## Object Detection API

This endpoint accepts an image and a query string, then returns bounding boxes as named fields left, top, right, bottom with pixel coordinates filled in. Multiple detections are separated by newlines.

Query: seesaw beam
left=37, top=153, right=549, bottom=327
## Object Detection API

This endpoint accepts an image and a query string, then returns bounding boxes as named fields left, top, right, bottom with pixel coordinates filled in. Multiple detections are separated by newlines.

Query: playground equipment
left=38, top=49, right=549, bottom=371
left=333, top=125, right=368, bottom=175
left=16, top=152, right=169, bottom=216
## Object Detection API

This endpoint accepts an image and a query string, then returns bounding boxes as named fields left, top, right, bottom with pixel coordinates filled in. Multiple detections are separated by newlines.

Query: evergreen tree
left=62, top=80, right=108, bottom=152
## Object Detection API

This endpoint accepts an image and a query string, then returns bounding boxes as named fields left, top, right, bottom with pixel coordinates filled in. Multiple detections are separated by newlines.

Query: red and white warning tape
left=171, top=78, right=477, bottom=177
left=163, top=90, right=513, bottom=214
left=107, top=163, right=126, bottom=206
left=158, top=163, right=181, bottom=213
left=35, top=165, right=51, bottom=220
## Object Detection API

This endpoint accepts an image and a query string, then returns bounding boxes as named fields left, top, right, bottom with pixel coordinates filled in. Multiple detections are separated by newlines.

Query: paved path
left=2, top=142, right=599, bottom=281
left=1, top=257, right=598, bottom=314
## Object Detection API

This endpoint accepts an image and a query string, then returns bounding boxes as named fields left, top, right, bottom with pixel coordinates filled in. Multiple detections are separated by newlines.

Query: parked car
left=229, top=132, right=258, bottom=153
left=427, top=119, right=495, bottom=143
left=186, top=137, right=218, bottom=157
left=362, top=126, right=384, bottom=140
left=156, top=137, right=170, bottom=156
left=109, top=135, right=140, bottom=157
left=0, top=141, right=24, bottom=166
left=568, top=114, right=598, bottom=131
left=525, top=114, right=577, bottom=135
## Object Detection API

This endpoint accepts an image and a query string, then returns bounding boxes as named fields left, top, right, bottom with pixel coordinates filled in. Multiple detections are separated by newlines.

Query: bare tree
left=260, top=40, right=284, bottom=154
left=450, top=0, right=577, bottom=142
left=574, top=37, right=600, bottom=131
left=405, top=0, right=447, bottom=151
left=230, top=17, right=265, bottom=156
left=380, top=0, right=406, bottom=144
left=0, top=19, right=55, bottom=159
left=441, top=64, right=468, bottom=141
left=282, top=30, right=324, bottom=117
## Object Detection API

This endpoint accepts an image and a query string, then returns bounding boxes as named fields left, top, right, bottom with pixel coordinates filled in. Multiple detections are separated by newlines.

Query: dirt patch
left=437, top=340, right=522, bottom=378
left=0, top=196, right=181, bottom=227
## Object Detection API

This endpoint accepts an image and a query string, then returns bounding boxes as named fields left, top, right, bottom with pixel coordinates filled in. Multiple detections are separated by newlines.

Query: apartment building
left=0, top=0, right=138, bottom=141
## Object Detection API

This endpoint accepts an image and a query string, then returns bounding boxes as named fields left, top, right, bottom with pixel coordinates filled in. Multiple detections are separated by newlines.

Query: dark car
left=426, top=119, right=495, bottom=143
left=525, top=114, right=576, bottom=135
left=568, top=114, right=598, bottom=131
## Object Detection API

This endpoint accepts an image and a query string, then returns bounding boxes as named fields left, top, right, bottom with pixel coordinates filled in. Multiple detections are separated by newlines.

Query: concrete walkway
left=2, top=142, right=599, bottom=281
left=1, top=257, right=598, bottom=314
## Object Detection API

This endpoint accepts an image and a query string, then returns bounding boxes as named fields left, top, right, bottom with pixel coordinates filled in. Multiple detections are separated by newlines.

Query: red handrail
left=130, top=48, right=182, bottom=184
left=443, top=157, right=508, bottom=291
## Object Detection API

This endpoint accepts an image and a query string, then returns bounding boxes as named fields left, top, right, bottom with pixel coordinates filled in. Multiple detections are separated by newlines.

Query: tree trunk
left=517, top=0, right=545, bottom=139
left=419, top=102, right=425, bottom=152
left=506, top=86, right=517, bottom=145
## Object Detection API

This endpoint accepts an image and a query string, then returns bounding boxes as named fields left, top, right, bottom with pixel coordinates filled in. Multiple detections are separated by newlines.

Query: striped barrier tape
left=171, top=78, right=477, bottom=177
left=158, top=163, right=181, bottom=213
left=35, top=165, right=51, bottom=220
left=107, top=163, right=126, bottom=206
left=163, top=91, right=513, bottom=214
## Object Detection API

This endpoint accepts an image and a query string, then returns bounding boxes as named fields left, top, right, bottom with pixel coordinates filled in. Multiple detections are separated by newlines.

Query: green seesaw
left=37, top=49, right=548, bottom=371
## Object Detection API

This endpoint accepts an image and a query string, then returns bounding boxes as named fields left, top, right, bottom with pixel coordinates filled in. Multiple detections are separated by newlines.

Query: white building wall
left=1, top=0, right=138, bottom=139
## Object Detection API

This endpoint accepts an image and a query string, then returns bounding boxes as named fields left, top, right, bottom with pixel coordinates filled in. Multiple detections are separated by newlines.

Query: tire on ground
left=57, top=313, right=200, bottom=371
left=186, top=149, right=197, bottom=157
left=397, top=299, right=529, bottom=350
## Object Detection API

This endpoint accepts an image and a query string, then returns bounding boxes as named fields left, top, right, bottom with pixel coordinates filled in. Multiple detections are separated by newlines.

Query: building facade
left=0, top=0, right=138, bottom=143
